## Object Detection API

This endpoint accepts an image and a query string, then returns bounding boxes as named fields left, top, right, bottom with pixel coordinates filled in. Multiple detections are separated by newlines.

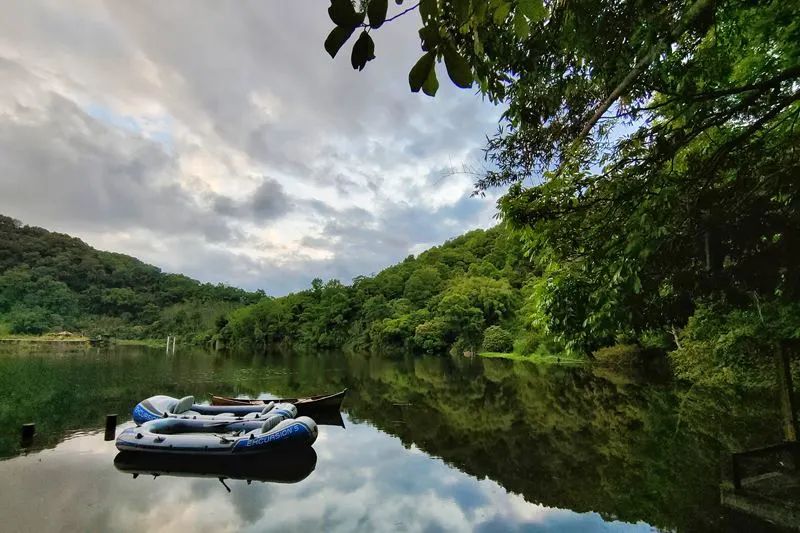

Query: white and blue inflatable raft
left=118, top=395, right=318, bottom=454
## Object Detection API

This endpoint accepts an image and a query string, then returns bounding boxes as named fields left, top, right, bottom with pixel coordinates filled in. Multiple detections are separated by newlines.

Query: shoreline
left=0, top=336, right=166, bottom=348
left=479, top=351, right=587, bottom=365
left=0, top=337, right=90, bottom=344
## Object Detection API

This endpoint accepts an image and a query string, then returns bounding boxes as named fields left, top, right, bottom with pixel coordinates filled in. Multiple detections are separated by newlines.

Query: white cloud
left=0, top=0, right=502, bottom=294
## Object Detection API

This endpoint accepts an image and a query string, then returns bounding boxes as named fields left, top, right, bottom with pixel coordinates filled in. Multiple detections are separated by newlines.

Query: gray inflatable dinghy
left=132, top=395, right=296, bottom=424
left=116, top=414, right=318, bottom=454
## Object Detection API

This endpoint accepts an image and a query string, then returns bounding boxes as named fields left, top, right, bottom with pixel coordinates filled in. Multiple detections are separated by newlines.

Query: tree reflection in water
left=0, top=346, right=782, bottom=531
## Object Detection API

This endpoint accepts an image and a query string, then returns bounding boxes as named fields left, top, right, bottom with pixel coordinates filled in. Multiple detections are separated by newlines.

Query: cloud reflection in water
left=0, top=415, right=655, bottom=532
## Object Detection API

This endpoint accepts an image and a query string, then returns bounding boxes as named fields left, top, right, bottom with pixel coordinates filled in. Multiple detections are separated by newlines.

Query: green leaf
left=418, top=25, right=440, bottom=52
left=492, top=1, right=511, bottom=25
left=513, top=12, right=529, bottom=38
left=473, top=30, right=484, bottom=56
left=409, top=51, right=435, bottom=92
left=419, top=0, right=438, bottom=21
left=324, top=25, right=356, bottom=58
left=422, top=64, right=439, bottom=96
left=367, top=0, right=388, bottom=28
left=454, top=0, right=471, bottom=24
left=474, top=0, right=489, bottom=20
left=351, top=31, right=376, bottom=71
left=443, top=45, right=473, bottom=88
left=328, top=0, right=365, bottom=28
left=518, top=0, right=545, bottom=22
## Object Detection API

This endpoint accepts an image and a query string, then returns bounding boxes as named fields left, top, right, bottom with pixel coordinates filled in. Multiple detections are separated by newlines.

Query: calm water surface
left=0, top=345, right=783, bottom=532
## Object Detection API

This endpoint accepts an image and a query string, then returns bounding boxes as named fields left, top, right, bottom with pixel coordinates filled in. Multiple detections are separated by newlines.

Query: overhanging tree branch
left=360, top=2, right=419, bottom=28
left=575, top=0, right=717, bottom=145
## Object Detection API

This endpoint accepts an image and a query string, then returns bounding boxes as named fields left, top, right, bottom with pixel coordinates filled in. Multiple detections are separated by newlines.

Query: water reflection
left=0, top=346, right=783, bottom=531
left=0, top=420, right=654, bottom=532
left=114, top=447, right=318, bottom=485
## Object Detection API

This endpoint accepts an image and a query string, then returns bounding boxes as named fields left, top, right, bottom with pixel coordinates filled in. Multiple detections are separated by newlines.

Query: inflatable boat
left=132, top=395, right=296, bottom=425
left=211, top=389, right=347, bottom=415
left=116, top=414, right=318, bottom=454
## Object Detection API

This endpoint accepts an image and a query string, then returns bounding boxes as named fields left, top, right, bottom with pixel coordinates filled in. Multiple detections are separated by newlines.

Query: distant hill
left=0, top=215, right=262, bottom=340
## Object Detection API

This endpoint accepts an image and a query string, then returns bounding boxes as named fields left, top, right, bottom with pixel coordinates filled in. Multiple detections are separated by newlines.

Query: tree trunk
left=775, top=342, right=798, bottom=442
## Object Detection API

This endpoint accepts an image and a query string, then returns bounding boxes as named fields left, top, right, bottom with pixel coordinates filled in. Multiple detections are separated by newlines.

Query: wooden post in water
left=165, top=336, right=171, bottom=354
left=171, top=336, right=177, bottom=353
left=20, top=423, right=35, bottom=447
left=104, top=414, right=117, bottom=441
left=775, top=342, right=798, bottom=442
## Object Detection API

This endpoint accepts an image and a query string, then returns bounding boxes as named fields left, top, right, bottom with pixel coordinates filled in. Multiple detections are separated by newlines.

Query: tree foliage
left=320, top=0, right=800, bottom=382
left=482, top=325, right=514, bottom=352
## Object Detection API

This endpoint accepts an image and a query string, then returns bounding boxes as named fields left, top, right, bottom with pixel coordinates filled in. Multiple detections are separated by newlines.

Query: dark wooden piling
left=104, top=414, right=118, bottom=441
left=20, top=423, right=35, bottom=446
left=775, top=342, right=798, bottom=442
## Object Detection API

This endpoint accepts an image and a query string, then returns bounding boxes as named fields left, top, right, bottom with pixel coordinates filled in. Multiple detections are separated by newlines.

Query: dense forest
left=0, top=215, right=262, bottom=341
left=217, top=225, right=549, bottom=356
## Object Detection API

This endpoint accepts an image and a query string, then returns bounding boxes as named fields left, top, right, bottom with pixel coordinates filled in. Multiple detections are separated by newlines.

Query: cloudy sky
left=0, top=0, right=503, bottom=295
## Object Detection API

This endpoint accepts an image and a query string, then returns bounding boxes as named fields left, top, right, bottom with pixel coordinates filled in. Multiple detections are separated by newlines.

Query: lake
left=0, top=345, right=785, bottom=532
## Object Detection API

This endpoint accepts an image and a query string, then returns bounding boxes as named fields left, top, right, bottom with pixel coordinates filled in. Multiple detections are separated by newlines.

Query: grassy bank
left=0, top=334, right=167, bottom=348
left=479, top=351, right=586, bottom=365
left=0, top=333, right=90, bottom=344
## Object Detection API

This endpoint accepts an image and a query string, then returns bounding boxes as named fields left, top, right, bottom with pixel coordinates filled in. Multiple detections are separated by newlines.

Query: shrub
left=482, top=325, right=514, bottom=353
left=638, top=329, right=673, bottom=351
left=414, top=318, right=451, bottom=354
left=592, top=344, right=642, bottom=366
left=513, top=329, right=565, bottom=357
left=6, top=305, right=52, bottom=334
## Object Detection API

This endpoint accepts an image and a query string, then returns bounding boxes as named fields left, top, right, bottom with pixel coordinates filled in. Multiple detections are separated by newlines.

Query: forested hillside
left=0, top=215, right=262, bottom=340
left=217, top=226, right=552, bottom=356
